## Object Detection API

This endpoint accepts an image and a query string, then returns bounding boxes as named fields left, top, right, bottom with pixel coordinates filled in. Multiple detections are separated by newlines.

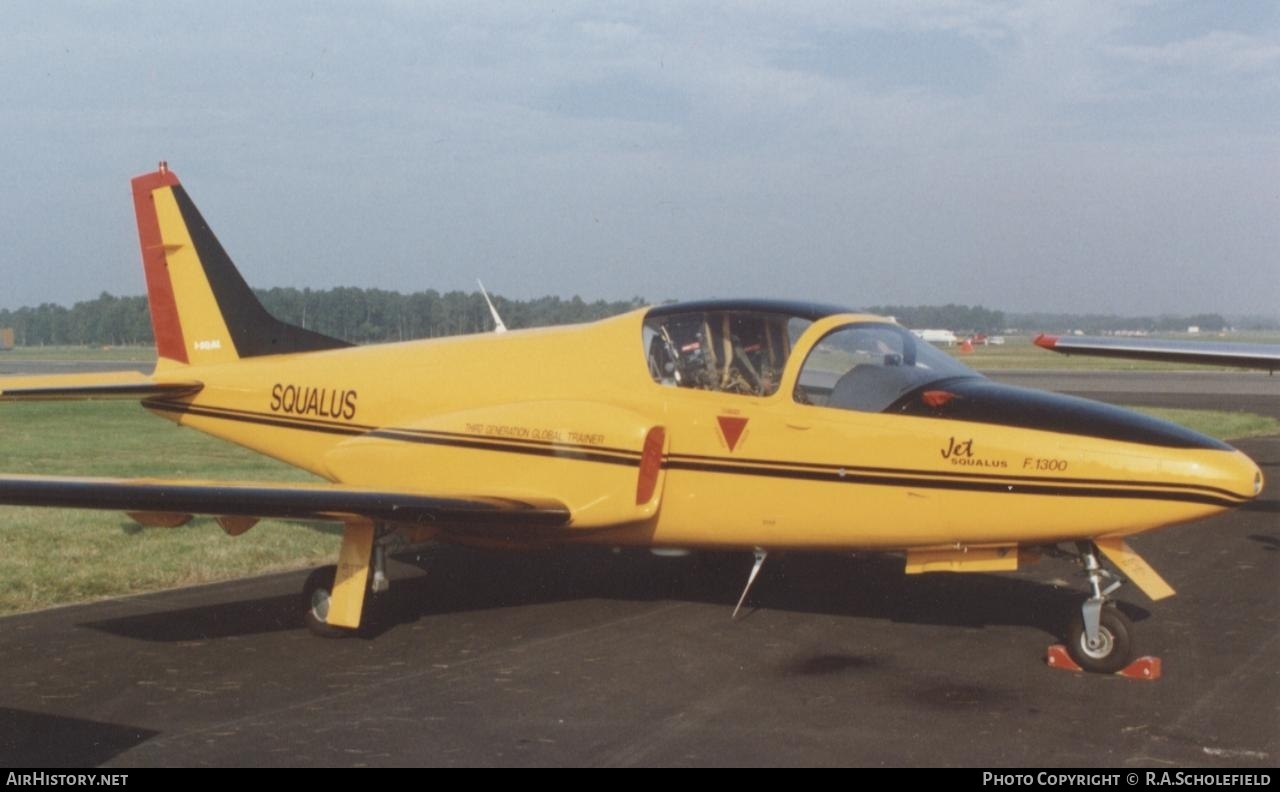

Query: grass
left=0, top=401, right=339, bottom=615
left=1125, top=407, right=1280, bottom=442
left=0, top=345, right=156, bottom=363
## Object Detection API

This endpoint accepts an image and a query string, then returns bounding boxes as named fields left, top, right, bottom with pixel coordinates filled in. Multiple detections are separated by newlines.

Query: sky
left=1, top=1, right=1277, bottom=317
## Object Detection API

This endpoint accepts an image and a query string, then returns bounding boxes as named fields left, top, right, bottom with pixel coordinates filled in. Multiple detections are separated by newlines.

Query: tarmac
left=0, top=371, right=1275, bottom=767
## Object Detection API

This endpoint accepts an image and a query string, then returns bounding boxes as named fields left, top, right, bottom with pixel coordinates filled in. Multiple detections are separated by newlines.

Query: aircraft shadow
left=0, top=707, right=157, bottom=767
left=81, top=592, right=301, bottom=641
left=362, top=546, right=1146, bottom=642
left=82, top=546, right=1149, bottom=644
left=1249, top=534, right=1279, bottom=552
left=1241, top=499, right=1280, bottom=514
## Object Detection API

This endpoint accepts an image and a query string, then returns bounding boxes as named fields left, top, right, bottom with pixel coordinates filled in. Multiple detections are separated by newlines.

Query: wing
left=0, top=474, right=570, bottom=528
left=1034, top=334, right=1280, bottom=373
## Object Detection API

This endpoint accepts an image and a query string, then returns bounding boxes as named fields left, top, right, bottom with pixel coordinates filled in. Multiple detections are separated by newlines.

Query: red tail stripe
left=131, top=169, right=187, bottom=363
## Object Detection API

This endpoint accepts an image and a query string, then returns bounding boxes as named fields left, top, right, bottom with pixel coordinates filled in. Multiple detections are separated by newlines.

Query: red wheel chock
left=1046, top=645, right=1163, bottom=680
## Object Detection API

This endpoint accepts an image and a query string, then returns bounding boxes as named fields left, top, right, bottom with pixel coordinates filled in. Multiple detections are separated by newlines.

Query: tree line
left=0, top=288, right=646, bottom=347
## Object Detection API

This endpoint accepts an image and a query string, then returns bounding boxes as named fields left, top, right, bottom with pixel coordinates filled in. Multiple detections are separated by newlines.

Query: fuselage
left=142, top=304, right=1262, bottom=554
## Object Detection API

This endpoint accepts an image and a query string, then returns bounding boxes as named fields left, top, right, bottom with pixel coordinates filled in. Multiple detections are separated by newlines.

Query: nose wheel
left=1066, top=601, right=1134, bottom=674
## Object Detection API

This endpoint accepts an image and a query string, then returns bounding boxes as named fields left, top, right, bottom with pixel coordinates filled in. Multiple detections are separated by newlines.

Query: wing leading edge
left=0, top=474, right=570, bottom=528
left=1034, top=334, right=1280, bottom=373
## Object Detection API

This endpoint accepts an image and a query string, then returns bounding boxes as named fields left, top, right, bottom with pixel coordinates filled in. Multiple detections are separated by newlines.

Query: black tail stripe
left=171, top=186, right=352, bottom=358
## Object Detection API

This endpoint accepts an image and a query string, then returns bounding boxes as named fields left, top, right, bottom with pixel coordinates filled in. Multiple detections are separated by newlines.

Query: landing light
left=651, top=548, right=692, bottom=558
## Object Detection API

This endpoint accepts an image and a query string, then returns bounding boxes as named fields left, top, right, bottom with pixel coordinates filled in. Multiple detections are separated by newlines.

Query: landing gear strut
left=1064, top=541, right=1135, bottom=674
left=732, top=549, right=768, bottom=620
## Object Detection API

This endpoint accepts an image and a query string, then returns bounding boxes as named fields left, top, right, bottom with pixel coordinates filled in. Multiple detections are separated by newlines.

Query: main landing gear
left=301, top=523, right=393, bottom=638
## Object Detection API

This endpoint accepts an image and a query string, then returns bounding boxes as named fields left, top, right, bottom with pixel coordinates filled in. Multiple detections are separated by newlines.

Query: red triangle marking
left=717, top=416, right=749, bottom=451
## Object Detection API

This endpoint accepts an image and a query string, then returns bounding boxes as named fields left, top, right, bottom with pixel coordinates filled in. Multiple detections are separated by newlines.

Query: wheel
left=1066, top=605, right=1134, bottom=674
left=302, top=565, right=355, bottom=638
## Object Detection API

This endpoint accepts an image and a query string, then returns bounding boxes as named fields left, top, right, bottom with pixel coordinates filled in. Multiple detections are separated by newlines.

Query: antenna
left=477, top=279, right=508, bottom=333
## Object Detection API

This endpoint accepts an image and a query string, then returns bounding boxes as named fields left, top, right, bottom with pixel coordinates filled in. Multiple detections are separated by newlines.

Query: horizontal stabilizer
left=0, top=370, right=202, bottom=401
left=0, top=380, right=202, bottom=401
left=0, top=474, right=570, bottom=528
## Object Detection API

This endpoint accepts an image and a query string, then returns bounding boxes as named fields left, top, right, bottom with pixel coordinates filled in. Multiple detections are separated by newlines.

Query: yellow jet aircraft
left=0, top=165, right=1264, bottom=673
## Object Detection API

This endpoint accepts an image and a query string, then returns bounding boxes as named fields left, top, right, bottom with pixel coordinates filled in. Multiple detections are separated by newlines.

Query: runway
left=0, top=378, right=1275, bottom=767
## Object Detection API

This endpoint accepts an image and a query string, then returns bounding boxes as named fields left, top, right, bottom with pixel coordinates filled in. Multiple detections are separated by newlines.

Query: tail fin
left=131, top=163, right=351, bottom=366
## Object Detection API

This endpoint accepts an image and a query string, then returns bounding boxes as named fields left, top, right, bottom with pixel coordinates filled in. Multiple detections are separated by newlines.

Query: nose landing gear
left=1067, top=542, right=1133, bottom=673
left=1049, top=541, right=1162, bottom=679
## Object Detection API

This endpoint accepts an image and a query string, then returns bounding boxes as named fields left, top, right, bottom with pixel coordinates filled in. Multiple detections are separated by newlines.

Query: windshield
left=794, top=322, right=981, bottom=412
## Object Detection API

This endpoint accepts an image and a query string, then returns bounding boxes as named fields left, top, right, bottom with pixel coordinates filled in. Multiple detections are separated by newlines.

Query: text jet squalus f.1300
left=0, top=165, right=1264, bottom=673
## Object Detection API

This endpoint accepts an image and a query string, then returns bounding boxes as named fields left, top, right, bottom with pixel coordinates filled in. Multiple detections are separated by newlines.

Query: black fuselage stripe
left=661, top=460, right=1245, bottom=508
left=146, top=400, right=368, bottom=437
left=144, top=400, right=1248, bottom=507
left=369, top=429, right=640, bottom=466
left=148, top=399, right=377, bottom=432
left=387, top=427, right=644, bottom=460
left=663, top=453, right=1245, bottom=500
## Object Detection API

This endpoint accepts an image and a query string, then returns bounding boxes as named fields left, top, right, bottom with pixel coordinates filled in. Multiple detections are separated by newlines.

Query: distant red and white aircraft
left=1034, top=334, right=1280, bottom=374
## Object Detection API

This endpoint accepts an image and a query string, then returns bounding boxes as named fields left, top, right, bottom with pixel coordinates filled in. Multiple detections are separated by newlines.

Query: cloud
left=0, top=2, right=1276, bottom=315
left=1110, top=30, right=1280, bottom=73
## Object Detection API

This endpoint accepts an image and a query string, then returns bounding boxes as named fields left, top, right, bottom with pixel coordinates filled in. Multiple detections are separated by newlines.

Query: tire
left=302, top=565, right=354, bottom=638
left=1066, top=605, right=1134, bottom=674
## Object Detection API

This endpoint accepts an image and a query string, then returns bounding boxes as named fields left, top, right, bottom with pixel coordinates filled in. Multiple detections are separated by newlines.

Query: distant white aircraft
left=911, top=329, right=957, bottom=346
